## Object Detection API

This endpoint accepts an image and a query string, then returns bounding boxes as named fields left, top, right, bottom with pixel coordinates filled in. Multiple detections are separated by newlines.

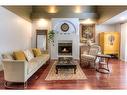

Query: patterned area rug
left=45, top=61, right=87, bottom=80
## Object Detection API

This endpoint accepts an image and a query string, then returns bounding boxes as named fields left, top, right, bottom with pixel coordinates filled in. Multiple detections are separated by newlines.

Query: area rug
left=45, top=61, right=87, bottom=80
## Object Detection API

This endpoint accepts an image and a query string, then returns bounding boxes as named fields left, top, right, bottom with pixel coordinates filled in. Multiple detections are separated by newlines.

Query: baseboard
left=0, top=64, right=3, bottom=71
left=120, top=58, right=127, bottom=62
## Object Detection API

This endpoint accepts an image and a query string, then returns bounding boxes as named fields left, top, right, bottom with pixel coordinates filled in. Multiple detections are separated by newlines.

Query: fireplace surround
left=51, top=18, right=79, bottom=59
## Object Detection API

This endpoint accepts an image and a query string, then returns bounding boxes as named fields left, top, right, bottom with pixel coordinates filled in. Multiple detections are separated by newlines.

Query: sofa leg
left=4, top=81, right=16, bottom=89
left=24, top=82, right=27, bottom=89
left=4, top=81, right=8, bottom=88
left=4, top=81, right=27, bottom=89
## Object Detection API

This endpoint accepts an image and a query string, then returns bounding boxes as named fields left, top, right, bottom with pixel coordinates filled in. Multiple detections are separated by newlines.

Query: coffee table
left=55, top=57, right=77, bottom=74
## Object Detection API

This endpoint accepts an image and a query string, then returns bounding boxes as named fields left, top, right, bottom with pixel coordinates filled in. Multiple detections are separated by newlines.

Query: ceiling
left=3, top=6, right=127, bottom=24
left=31, top=6, right=98, bottom=20
left=102, top=10, right=127, bottom=24
left=96, top=6, right=127, bottom=24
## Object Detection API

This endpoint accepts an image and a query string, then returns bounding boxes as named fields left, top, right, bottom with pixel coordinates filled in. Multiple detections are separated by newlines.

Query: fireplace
left=51, top=18, right=80, bottom=59
left=58, top=43, right=72, bottom=56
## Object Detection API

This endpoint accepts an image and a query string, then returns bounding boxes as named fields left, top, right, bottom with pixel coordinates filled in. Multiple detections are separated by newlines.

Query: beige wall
left=4, top=6, right=32, bottom=22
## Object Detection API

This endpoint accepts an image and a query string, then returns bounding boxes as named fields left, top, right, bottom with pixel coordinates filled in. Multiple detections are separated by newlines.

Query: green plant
left=48, top=30, right=55, bottom=43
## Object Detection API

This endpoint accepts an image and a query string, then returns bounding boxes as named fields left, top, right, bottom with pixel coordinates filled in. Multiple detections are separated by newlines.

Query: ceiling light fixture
left=38, top=18, right=48, bottom=29
left=48, top=6, right=57, bottom=13
left=75, top=6, right=82, bottom=13
left=80, top=18, right=95, bottom=24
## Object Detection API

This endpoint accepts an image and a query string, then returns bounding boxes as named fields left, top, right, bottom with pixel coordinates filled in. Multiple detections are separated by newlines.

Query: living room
left=0, top=5, right=127, bottom=91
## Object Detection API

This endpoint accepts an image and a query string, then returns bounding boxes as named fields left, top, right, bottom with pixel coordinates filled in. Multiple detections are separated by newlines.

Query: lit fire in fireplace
left=62, top=48, right=68, bottom=52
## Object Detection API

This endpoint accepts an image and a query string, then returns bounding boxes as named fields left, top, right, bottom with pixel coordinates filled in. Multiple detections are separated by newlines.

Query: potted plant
left=48, top=30, right=55, bottom=45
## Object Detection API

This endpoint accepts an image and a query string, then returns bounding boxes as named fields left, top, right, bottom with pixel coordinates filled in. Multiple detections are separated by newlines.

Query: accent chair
left=80, top=44, right=101, bottom=68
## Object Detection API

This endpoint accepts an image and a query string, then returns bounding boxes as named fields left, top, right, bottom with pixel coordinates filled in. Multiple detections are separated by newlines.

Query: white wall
left=32, top=19, right=51, bottom=48
left=114, top=24, right=121, bottom=32
left=114, top=23, right=127, bottom=61
left=95, top=24, right=115, bottom=43
left=0, top=7, right=32, bottom=70
left=120, top=23, right=127, bottom=61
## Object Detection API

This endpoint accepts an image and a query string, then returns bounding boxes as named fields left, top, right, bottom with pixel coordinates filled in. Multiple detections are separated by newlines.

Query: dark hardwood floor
left=0, top=59, right=127, bottom=90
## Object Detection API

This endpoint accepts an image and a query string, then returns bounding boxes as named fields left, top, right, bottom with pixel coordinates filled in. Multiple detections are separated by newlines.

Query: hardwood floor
left=0, top=59, right=127, bottom=90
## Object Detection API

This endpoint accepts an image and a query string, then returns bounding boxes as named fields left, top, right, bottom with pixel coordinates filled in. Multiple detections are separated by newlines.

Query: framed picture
left=80, top=24, right=95, bottom=43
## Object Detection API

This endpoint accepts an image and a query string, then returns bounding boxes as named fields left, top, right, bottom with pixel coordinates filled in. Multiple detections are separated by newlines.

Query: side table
left=95, top=54, right=111, bottom=74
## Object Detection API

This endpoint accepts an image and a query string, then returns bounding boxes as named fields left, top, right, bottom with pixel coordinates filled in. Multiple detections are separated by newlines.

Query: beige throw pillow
left=23, top=50, right=34, bottom=61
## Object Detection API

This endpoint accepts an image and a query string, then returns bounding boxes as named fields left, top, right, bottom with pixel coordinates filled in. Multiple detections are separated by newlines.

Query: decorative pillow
left=13, top=51, right=26, bottom=60
left=2, top=53, right=13, bottom=60
left=23, top=49, right=34, bottom=61
left=32, top=48, right=42, bottom=57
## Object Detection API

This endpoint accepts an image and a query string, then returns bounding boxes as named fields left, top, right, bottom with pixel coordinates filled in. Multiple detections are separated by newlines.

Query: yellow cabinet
left=99, top=32, right=120, bottom=58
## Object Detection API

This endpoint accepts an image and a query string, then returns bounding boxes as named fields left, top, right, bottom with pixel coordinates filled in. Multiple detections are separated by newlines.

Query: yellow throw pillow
left=32, top=48, right=42, bottom=57
left=13, top=51, right=26, bottom=60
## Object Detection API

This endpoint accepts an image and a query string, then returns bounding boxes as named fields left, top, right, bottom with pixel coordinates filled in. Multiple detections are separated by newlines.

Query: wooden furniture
left=99, top=32, right=120, bottom=58
left=36, top=30, right=48, bottom=51
left=56, top=57, right=77, bottom=74
left=95, top=54, right=111, bottom=74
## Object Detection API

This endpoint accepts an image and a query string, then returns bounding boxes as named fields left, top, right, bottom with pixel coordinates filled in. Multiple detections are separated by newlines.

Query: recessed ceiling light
left=74, top=6, right=82, bottom=13
left=80, top=19, right=95, bottom=24
left=48, top=6, right=57, bottom=13
left=38, top=18, right=48, bottom=29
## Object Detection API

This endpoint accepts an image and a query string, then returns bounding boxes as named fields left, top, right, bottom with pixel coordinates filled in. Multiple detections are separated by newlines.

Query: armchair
left=80, top=44, right=101, bottom=68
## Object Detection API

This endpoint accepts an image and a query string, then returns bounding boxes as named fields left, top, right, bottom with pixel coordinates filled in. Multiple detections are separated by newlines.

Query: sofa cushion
left=2, top=53, right=13, bottom=60
left=27, top=61, right=38, bottom=74
left=36, top=54, right=50, bottom=65
left=27, top=57, right=42, bottom=74
left=13, top=51, right=26, bottom=60
left=23, top=49, right=34, bottom=61
left=27, top=54, right=49, bottom=73
left=32, top=48, right=42, bottom=57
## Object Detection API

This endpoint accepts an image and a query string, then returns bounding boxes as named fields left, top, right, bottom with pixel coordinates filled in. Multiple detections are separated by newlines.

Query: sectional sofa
left=1, top=48, right=50, bottom=87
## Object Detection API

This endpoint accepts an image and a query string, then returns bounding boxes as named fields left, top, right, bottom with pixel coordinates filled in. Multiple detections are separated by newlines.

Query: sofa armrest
left=2, top=60, right=28, bottom=82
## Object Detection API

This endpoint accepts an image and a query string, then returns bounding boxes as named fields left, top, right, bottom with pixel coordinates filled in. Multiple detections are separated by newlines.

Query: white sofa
left=1, top=49, right=50, bottom=86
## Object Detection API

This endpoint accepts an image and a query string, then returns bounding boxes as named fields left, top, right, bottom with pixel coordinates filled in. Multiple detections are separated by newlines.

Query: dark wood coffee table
left=56, top=57, right=77, bottom=74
